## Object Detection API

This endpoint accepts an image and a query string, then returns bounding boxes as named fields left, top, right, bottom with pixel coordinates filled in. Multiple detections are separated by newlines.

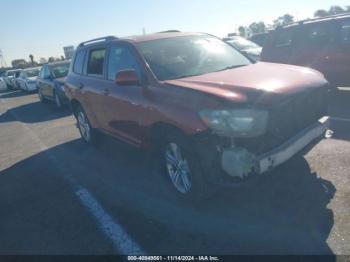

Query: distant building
left=63, top=46, right=75, bottom=59
left=39, top=58, right=47, bottom=64
left=11, top=59, right=26, bottom=68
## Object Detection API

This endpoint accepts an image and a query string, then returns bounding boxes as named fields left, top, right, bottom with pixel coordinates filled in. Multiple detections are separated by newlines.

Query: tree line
left=238, top=5, right=350, bottom=37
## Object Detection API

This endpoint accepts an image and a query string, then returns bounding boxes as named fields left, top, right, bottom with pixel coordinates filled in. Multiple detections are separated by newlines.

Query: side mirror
left=115, top=69, right=139, bottom=86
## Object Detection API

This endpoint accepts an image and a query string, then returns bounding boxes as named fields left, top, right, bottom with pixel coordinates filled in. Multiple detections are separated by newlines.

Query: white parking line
left=0, top=97, right=145, bottom=255
left=77, top=188, right=144, bottom=255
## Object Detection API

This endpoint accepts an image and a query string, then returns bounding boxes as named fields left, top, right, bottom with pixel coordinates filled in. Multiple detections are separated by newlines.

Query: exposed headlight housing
left=199, top=109, right=268, bottom=137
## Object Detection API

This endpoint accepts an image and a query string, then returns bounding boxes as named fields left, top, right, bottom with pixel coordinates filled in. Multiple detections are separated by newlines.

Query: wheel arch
left=149, top=122, right=189, bottom=150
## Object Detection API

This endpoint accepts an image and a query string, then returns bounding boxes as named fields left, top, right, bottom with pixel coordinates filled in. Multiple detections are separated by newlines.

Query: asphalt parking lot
left=0, top=88, right=349, bottom=255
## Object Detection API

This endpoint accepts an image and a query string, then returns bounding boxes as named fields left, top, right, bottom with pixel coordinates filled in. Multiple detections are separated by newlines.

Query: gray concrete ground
left=0, top=89, right=349, bottom=255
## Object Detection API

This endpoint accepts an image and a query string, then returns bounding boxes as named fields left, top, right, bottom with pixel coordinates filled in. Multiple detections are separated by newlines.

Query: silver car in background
left=223, top=36, right=262, bottom=61
left=3, top=69, right=21, bottom=89
left=17, top=67, right=41, bottom=92
left=0, top=77, right=7, bottom=91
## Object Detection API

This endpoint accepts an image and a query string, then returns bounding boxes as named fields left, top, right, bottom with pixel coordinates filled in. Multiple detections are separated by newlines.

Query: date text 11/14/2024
left=127, top=256, right=220, bottom=261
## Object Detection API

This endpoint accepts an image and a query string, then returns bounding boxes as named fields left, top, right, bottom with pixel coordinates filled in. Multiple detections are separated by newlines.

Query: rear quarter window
left=73, top=50, right=86, bottom=74
left=87, top=49, right=106, bottom=76
left=299, top=23, right=333, bottom=47
left=274, top=30, right=294, bottom=47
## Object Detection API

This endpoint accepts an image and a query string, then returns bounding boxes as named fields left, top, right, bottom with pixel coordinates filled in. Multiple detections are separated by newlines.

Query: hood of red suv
left=165, top=62, right=328, bottom=105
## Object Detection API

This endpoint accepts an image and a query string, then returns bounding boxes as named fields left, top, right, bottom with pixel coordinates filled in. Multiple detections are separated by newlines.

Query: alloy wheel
left=165, top=142, right=192, bottom=194
left=77, top=111, right=91, bottom=142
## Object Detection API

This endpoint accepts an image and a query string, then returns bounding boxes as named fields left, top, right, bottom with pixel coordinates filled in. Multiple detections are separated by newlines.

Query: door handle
left=78, top=83, right=84, bottom=89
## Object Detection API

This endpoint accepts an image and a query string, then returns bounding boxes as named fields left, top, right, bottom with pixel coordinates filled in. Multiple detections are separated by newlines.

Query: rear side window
left=274, top=30, right=294, bottom=47
left=301, top=24, right=332, bottom=47
left=341, top=20, right=350, bottom=43
left=73, top=50, right=86, bottom=74
left=87, top=49, right=106, bottom=76
left=107, top=46, right=141, bottom=80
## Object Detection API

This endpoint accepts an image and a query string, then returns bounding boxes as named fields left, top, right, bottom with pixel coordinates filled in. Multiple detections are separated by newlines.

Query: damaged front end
left=194, top=86, right=331, bottom=185
left=195, top=116, right=330, bottom=185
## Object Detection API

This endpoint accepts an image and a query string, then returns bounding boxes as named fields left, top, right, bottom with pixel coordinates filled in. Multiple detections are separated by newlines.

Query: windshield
left=136, top=35, right=251, bottom=81
left=227, top=37, right=261, bottom=50
left=7, top=71, right=15, bottom=77
left=25, top=69, right=40, bottom=77
left=50, top=63, right=70, bottom=78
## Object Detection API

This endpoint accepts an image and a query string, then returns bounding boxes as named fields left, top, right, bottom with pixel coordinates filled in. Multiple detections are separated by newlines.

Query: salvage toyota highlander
left=65, top=32, right=330, bottom=199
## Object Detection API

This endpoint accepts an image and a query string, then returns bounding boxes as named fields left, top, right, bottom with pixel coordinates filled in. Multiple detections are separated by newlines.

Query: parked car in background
left=249, top=32, right=269, bottom=46
left=3, top=69, right=21, bottom=89
left=17, top=67, right=41, bottom=92
left=37, top=61, right=70, bottom=108
left=11, top=70, right=22, bottom=89
left=0, top=77, right=7, bottom=91
left=261, top=13, right=350, bottom=87
left=223, top=36, right=262, bottom=61
left=65, top=33, right=330, bottom=200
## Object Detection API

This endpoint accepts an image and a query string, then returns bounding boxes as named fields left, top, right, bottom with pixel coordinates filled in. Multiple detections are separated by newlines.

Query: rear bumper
left=220, top=116, right=330, bottom=178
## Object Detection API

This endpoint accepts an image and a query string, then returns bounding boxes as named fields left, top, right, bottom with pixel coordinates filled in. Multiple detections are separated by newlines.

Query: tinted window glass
left=50, top=62, right=70, bottom=78
left=302, top=25, right=332, bottom=47
left=341, top=20, right=350, bottom=43
left=25, top=69, right=40, bottom=77
left=274, top=30, right=294, bottom=47
left=107, top=46, right=140, bottom=80
left=87, top=49, right=106, bottom=75
left=73, top=50, right=86, bottom=74
left=43, top=66, right=51, bottom=78
left=39, top=67, right=44, bottom=78
left=137, top=35, right=250, bottom=81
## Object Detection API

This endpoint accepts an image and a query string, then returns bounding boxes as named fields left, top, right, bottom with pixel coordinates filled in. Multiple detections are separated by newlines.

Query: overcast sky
left=0, top=0, right=349, bottom=65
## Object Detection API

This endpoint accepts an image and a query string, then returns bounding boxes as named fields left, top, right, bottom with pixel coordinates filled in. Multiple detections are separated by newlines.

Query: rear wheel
left=161, top=131, right=209, bottom=200
left=38, top=88, right=46, bottom=103
left=76, top=106, right=98, bottom=145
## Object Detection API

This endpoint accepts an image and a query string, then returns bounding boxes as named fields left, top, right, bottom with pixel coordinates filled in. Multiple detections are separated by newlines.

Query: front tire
left=54, top=91, right=62, bottom=109
left=161, top=131, right=209, bottom=200
left=76, top=106, right=98, bottom=145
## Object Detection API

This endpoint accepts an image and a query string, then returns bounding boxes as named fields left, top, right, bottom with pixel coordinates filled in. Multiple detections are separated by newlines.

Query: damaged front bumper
left=220, top=116, right=330, bottom=179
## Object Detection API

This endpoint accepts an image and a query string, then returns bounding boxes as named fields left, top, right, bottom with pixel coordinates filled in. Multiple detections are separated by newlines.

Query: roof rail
left=78, top=36, right=118, bottom=47
left=157, top=30, right=181, bottom=33
left=284, top=12, right=350, bottom=28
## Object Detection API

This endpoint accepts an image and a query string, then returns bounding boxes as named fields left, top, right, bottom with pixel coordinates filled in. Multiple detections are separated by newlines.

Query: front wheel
left=161, top=131, right=210, bottom=200
left=54, top=91, right=62, bottom=109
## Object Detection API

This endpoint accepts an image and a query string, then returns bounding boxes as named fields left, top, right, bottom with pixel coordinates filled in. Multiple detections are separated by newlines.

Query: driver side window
left=107, top=45, right=141, bottom=81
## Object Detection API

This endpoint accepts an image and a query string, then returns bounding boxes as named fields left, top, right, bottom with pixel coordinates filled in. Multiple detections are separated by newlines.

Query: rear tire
left=75, top=105, right=99, bottom=145
left=38, top=88, right=47, bottom=103
left=160, top=130, right=210, bottom=201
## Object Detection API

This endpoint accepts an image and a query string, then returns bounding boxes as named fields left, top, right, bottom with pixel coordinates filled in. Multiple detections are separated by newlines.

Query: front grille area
left=237, top=86, right=328, bottom=154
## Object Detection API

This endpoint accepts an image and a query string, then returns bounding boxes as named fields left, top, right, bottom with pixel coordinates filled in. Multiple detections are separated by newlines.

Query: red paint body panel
left=261, top=15, right=350, bottom=86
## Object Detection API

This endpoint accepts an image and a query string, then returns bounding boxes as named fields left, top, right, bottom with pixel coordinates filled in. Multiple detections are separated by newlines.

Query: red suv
left=261, top=14, right=350, bottom=87
left=65, top=32, right=330, bottom=199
